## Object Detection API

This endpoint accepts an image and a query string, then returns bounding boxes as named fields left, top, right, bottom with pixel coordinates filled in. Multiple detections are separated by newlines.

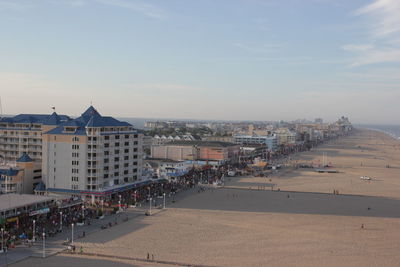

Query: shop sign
left=29, top=207, right=50, bottom=216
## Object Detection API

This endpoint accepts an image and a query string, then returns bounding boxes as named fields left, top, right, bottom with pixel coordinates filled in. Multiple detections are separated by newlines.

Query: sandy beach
left=14, top=128, right=400, bottom=267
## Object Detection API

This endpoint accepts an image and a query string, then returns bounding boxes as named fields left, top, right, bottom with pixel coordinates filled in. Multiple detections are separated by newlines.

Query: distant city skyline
left=1, top=0, right=399, bottom=124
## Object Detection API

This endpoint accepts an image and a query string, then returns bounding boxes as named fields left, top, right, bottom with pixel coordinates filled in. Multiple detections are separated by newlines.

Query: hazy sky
left=0, top=0, right=399, bottom=124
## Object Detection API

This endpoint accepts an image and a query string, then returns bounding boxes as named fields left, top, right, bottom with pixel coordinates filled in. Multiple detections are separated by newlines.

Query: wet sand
left=14, top=129, right=400, bottom=267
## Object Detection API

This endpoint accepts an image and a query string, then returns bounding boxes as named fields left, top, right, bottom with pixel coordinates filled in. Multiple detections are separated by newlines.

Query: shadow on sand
left=11, top=254, right=138, bottom=267
left=171, top=187, right=400, bottom=219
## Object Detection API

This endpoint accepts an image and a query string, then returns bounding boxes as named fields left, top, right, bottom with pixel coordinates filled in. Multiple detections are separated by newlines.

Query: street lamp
left=149, top=197, right=152, bottom=215
left=71, top=223, right=74, bottom=245
left=1, top=228, right=3, bottom=252
left=32, top=220, right=36, bottom=242
left=81, top=205, right=85, bottom=220
left=163, top=193, right=166, bottom=209
left=59, top=212, right=63, bottom=232
left=42, top=232, right=45, bottom=258
left=118, top=194, right=122, bottom=211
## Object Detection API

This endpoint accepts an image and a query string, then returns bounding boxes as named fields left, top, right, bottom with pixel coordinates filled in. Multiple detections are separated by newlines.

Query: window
left=124, top=142, right=129, bottom=146
left=124, top=177, right=128, bottom=182
left=133, top=148, right=137, bottom=152
left=124, top=149, right=129, bottom=153
left=133, top=162, right=137, bottom=166
left=104, top=143, right=109, bottom=148
left=72, top=177, right=79, bottom=182
left=114, top=172, right=119, bottom=176
left=72, top=161, right=79, bottom=166
left=114, top=165, right=119, bottom=169
left=115, top=135, right=120, bottom=139
left=72, top=168, right=79, bottom=174
left=133, top=155, right=137, bottom=159
left=114, top=179, right=119, bottom=185
left=124, top=135, right=129, bottom=139
left=72, top=152, right=79, bottom=157
left=114, top=157, right=119, bottom=162
left=105, top=136, right=110, bottom=140
left=115, top=150, right=120, bottom=154
left=72, top=144, right=80, bottom=150
left=134, top=141, right=138, bottom=145
left=104, top=158, right=109, bottom=163
left=72, top=137, right=79, bottom=142
left=134, top=134, right=138, bottom=138
left=124, top=163, right=129, bottom=167
left=115, top=142, right=120, bottom=147
left=104, top=151, right=109, bottom=155
left=104, top=166, right=109, bottom=171
left=104, top=174, right=109, bottom=178
left=133, top=168, right=138, bottom=173
left=124, top=156, right=129, bottom=160
left=124, top=170, right=128, bottom=175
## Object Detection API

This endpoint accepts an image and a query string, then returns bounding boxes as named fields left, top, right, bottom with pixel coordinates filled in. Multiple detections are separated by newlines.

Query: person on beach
left=147, top=252, right=150, bottom=260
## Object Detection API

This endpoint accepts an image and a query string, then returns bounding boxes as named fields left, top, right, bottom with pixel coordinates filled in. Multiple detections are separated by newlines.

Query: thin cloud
left=355, top=0, right=400, bottom=37
left=343, top=0, right=400, bottom=66
left=0, top=0, right=32, bottom=11
left=94, top=0, right=166, bottom=19
left=233, top=42, right=284, bottom=53
left=0, top=0, right=166, bottom=19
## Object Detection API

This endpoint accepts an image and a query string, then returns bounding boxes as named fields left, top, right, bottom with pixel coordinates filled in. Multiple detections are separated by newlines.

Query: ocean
left=357, top=124, right=400, bottom=139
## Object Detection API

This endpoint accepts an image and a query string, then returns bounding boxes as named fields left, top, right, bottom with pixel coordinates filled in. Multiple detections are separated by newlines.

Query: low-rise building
left=233, top=134, right=278, bottom=151
left=151, top=140, right=240, bottom=163
left=275, top=129, right=297, bottom=145
left=0, top=154, right=42, bottom=194
left=144, top=159, right=190, bottom=180
left=0, top=112, right=70, bottom=162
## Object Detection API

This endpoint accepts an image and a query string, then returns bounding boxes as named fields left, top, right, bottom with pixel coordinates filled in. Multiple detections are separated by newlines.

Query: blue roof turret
left=16, top=153, right=33, bottom=163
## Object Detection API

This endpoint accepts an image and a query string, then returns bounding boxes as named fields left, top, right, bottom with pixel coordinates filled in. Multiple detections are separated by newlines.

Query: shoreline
left=356, top=126, right=400, bottom=141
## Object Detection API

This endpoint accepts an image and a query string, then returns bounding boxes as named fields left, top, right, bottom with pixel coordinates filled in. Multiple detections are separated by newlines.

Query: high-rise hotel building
left=0, top=113, right=70, bottom=163
left=42, top=106, right=143, bottom=192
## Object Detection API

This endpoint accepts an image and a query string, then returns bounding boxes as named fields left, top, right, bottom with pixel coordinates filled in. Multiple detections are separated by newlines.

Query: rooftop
left=165, top=140, right=238, bottom=148
left=0, top=168, right=19, bottom=177
left=16, top=153, right=33, bottom=163
left=45, top=106, right=133, bottom=136
left=0, top=112, right=70, bottom=126
left=0, top=194, right=55, bottom=212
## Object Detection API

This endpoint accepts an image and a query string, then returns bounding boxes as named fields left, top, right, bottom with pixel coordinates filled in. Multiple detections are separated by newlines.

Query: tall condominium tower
left=0, top=113, right=70, bottom=162
left=42, top=106, right=143, bottom=193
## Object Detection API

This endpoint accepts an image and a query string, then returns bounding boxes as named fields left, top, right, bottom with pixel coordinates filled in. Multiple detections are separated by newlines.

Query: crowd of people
left=0, top=165, right=232, bottom=252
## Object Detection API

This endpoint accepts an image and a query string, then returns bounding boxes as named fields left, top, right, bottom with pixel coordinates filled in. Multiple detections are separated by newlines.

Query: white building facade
left=42, top=106, right=143, bottom=193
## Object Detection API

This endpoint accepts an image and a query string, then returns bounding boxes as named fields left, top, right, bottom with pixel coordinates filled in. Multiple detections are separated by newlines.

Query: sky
left=0, top=0, right=399, bottom=124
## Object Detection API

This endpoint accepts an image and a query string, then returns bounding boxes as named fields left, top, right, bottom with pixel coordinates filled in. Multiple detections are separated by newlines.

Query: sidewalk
left=0, top=189, right=195, bottom=267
